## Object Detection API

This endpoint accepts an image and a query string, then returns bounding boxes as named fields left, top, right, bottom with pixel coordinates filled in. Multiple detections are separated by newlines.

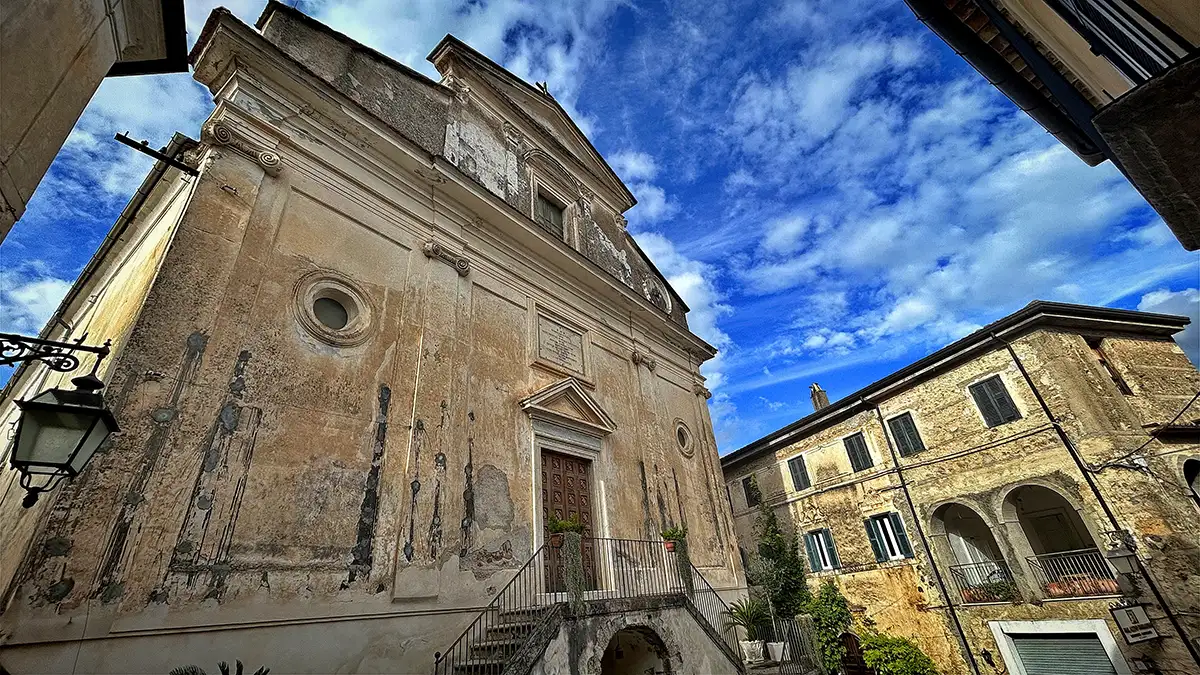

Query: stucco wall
left=0, top=10, right=740, bottom=674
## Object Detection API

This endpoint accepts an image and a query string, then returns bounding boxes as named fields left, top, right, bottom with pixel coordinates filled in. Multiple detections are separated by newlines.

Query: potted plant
left=764, top=596, right=788, bottom=663
left=546, top=514, right=585, bottom=548
left=723, top=597, right=770, bottom=664
left=661, top=525, right=687, bottom=552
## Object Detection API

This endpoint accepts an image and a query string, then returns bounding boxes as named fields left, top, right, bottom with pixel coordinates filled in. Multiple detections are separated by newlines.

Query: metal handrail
left=433, top=542, right=555, bottom=675
left=948, top=560, right=1018, bottom=603
left=685, top=562, right=744, bottom=667
left=1027, top=547, right=1119, bottom=598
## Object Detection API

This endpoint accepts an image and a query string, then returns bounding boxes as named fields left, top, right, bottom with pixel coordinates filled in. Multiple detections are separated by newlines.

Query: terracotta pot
left=664, top=540, right=677, bottom=552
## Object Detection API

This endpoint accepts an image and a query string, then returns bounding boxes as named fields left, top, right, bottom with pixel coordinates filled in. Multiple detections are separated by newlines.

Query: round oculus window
left=674, top=420, right=694, bottom=457
left=313, top=297, right=349, bottom=330
left=294, top=271, right=373, bottom=347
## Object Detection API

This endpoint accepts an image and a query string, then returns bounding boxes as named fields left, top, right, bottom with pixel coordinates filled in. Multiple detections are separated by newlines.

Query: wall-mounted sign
left=537, top=314, right=585, bottom=375
left=1110, top=604, right=1159, bottom=644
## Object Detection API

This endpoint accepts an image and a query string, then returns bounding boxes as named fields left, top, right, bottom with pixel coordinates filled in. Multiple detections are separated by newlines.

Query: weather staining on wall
left=93, top=331, right=210, bottom=605
left=346, top=384, right=392, bottom=587
left=403, top=419, right=425, bottom=563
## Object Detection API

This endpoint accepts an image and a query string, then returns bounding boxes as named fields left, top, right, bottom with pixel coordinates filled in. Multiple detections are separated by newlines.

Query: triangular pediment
left=520, top=378, right=616, bottom=436
left=428, top=36, right=634, bottom=210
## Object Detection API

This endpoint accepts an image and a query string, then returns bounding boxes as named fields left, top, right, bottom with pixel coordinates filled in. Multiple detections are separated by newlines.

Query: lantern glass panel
left=14, top=406, right=91, bottom=468
left=69, top=414, right=115, bottom=473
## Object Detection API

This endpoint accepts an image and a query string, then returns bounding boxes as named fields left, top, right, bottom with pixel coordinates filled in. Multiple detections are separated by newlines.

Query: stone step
left=452, top=656, right=508, bottom=673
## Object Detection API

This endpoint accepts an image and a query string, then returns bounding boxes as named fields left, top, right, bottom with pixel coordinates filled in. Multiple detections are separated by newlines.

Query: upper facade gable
left=428, top=36, right=635, bottom=213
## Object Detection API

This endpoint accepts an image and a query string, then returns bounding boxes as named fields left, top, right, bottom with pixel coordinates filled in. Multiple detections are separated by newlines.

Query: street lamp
left=2, top=333, right=118, bottom=507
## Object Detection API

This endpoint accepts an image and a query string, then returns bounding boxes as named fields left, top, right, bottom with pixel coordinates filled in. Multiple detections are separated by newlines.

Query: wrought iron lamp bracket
left=0, top=333, right=111, bottom=371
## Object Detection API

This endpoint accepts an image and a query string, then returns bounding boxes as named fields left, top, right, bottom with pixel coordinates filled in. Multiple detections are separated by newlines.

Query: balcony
left=948, top=560, right=1019, bottom=604
left=1027, top=548, right=1120, bottom=598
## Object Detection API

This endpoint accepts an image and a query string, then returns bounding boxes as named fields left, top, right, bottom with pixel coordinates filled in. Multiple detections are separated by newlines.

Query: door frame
left=530, top=418, right=609, bottom=550
left=988, top=619, right=1131, bottom=675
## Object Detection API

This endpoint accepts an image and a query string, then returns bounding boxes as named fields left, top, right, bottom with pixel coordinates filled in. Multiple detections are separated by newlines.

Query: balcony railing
left=1027, top=548, right=1120, bottom=598
left=948, top=560, right=1019, bottom=604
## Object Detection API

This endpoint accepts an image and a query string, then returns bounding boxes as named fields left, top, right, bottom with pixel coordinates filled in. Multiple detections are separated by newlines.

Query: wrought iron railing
left=1027, top=548, right=1120, bottom=598
left=948, top=560, right=1019, bottom=604
left=433, top=537, right=740, bottom=674
left=685, top=563, right=743, bottom=666
left=1047, top=0, right=1193, bottom=83
left=433, top=542, right=558, bottom=675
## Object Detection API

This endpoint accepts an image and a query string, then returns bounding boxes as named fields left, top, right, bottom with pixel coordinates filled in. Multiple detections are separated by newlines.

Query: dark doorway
left=838, top=632, right=875, bottom=675
left=601, top=626, right=672, bottom=674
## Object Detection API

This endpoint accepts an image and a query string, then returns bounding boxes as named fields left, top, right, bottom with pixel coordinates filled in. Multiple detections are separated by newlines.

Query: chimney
left=810, top=383, right=829, bottom=411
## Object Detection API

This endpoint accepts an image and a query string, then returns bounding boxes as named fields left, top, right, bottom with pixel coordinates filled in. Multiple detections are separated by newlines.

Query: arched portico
left=1000, top=483, right=1118, bottom=599
left=600, top=625, right=673, bottom=675
left=930, top=502, right=1019, bottom=603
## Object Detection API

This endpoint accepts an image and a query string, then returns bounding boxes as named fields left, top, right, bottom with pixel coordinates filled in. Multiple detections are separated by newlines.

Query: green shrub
left=660, top=525, right=688, bottom=541
left=748, top=494, right=811, bottom=617
left=861, top=632, right=939, bottom=675
left=546, top=514, right=586, bottom=534
left=803, top=581, right=852, bottom=673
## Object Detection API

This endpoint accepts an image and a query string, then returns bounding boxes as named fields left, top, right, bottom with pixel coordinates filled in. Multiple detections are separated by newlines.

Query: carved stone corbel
left=615, top=214, right=628, bottom=232
left=203, top=121, right=283, bottom=177
left=423, top=240, right=471, bottom=277
left=631, top=350, right=657, bottom=371
left=693, top=384, right=712, bottom=400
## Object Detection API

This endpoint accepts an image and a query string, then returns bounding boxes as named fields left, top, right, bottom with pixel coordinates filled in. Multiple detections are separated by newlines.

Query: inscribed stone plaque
left=537, top=314, right=585, bottom=374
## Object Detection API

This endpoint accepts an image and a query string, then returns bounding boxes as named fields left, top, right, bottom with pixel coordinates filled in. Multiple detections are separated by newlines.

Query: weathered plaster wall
left=0, top=165, right=198, bottom=609
left=725, top=327, right=1200, bottom=674
left=0, top=9, right=740, bottom=674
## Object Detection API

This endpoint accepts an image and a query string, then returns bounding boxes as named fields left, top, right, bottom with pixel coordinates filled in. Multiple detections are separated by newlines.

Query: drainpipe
left=992, top=333, right=1200, bottom=667
left=867, top=401, right=981, bottom=675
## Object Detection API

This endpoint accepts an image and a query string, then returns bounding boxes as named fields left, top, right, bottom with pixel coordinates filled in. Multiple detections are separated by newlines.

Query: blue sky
left=1, top=0, right=1197, bottom=451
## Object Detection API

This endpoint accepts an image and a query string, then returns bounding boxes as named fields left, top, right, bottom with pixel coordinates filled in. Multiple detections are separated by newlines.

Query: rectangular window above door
left=865, top=512, right=914, bottom=562
left=788, top=455, right=811, bottom=491
left=844, top=432, right=873, bottom=472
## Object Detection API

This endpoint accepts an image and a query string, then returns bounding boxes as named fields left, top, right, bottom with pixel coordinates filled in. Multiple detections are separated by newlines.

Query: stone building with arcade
left=723, top=301, right=1200, bottom=675
left=0, top=3, right=744, bottom=673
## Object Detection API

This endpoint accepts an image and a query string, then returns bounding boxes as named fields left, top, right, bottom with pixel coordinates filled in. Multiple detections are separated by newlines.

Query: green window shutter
left=970, top=380, right=1003, bottom=426
left=888, top=512, right=914, bottom=558
left=864, top=518, right=886, bottom=562
left=889, top=413, right=925, bottom=457
left=788, top=456, right=810, bottom=491
left=845, top=433, right=873, bottom=472
left=804, top=533, right=822, bottom=572
left=823, top=528, right=841, bottom=569
left=987, top=377, right=1020, bottom=422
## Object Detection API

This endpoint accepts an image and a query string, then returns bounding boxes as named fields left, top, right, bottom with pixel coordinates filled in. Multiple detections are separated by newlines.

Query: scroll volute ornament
left=203, top=120, right=283, bottom=177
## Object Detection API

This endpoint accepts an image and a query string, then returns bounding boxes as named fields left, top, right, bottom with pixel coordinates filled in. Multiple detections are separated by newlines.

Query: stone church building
left=0, top=3, right=744, bottom=673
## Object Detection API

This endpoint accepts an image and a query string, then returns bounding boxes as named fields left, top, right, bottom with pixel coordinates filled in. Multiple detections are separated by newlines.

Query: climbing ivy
left=746, top=488, right=811, bottom=618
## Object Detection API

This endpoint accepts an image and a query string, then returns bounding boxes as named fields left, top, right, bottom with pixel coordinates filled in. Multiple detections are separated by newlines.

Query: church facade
left=0, top=4, right=742, bottom=673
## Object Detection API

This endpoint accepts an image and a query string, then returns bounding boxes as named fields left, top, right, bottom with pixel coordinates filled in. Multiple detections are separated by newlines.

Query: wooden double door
left=541, top=449, right=598, bottom=591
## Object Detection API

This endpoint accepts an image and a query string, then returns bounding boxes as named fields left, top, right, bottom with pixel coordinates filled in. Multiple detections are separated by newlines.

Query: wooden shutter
left=1010, top=634, right=1117, bottom=674
left=844, top=433, right=873, bottom=472
left=742, top=476, right=760, bottom=507
left=888, top=512, right=914, bottom=558
left=804, top=532, right=822, bottom=572
left=822, top=528, right=841, bottom=569
left=986, top=377, right=1020, bottom=422
left=789, top=456, right=811, bottom=491
left=970, top=380, right=1002, bottom=426
left=888, top=413, right=925, bottom=457
left=864, top=518, right=886, bottom=562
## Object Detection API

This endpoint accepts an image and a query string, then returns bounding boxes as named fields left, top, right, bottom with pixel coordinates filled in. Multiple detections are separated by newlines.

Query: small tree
left=861, top=632, right=939, bottom=675
left=748, top=491, right=811, bottom=618
left=804, top=580, right=853, bottom=673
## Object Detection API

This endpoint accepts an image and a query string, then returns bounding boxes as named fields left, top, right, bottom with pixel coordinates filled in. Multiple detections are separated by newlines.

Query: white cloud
left=1137, top=288, right=1200, bottom=366
left=0, top=267, right=72, bottom=335
left=609, top=150, right=659, bottom=182
left=635, top=231, right=733, bottom=391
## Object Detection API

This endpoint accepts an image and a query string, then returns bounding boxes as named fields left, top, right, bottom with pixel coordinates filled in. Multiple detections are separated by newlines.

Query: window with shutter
left=535, top=193, right=565, bottom=239
left=788, top=455, right=811, bottom=491
left=867, top=512, right=913, bottom=561
left=805, top=529, right=839, bottom=571
left=742, top=476, right=761, bottom=507
left=969, top=375, right=1021, bottom=427
left=844, top=433, right=873, bottom=472
left=887, top=412, right=925, bottom=457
